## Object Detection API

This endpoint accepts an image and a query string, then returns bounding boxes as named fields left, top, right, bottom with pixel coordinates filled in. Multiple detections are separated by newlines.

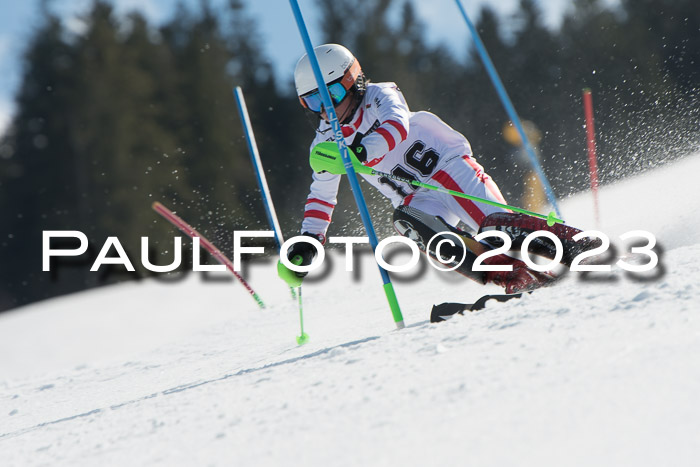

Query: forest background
left=0, top=0, right=698, bottom=311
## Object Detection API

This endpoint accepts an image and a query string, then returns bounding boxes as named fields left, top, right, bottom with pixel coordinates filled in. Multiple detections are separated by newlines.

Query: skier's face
left=320, top=88, right=356, bottom=124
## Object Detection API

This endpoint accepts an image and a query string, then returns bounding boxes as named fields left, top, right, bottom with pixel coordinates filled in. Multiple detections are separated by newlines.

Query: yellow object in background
left=502, top=120, right=546, bottom=212
left=502, top=120, right=542, bottom=147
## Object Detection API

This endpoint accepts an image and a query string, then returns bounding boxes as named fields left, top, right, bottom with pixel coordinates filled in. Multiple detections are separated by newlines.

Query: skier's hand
left=310, top=142, right=369, bottom=175
left=277, top=233, right=323, bottom=288
left=349, top=143, right=368, bottom=163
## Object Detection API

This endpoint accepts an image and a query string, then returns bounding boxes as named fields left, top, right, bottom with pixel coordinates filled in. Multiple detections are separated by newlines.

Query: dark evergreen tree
left=460, top=6, right=521, bottom=199
left=225, top=0, right=309, bottom=236
left=66, top=2, right=190, bottom=276
left=161, top=1, right=249, bottom=248
left=0, top=9, right=84, bottom=308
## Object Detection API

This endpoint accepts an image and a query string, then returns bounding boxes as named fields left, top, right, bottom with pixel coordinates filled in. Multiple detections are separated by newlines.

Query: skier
left=278, top=44, right=575, bottom=293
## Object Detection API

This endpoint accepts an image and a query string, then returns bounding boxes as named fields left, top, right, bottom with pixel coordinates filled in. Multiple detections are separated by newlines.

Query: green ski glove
left=277, top=233, right=323, bottom=287
left=309, top=142, right=372, bottom=175
left=277, top=256, right=304, bottom=288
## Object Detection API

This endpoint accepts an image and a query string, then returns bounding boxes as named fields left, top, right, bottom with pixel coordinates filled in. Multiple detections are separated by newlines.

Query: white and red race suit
left=301, top=82, right=508, bottom=239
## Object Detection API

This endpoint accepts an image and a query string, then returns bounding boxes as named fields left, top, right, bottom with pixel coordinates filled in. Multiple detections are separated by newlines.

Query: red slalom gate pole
left=152, top=201, right=265, bottom=309
left=583, top=88, right=600, bottom=227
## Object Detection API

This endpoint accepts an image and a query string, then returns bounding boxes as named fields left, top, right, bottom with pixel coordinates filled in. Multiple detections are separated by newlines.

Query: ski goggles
left=299, top=82, right=348, bottom=113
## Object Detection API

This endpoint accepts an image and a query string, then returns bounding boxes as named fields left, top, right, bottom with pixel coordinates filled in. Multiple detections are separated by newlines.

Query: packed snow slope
left=1, top=154, right=699, bottom=466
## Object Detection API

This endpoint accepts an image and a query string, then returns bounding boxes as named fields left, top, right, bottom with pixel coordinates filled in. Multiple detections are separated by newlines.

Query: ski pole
left=453, top=0, right=562, bottom=219
left=370, top=167, right=562, bottom=226
left=287, top=255, right=309, bottom=345
left=295, top=285, right=309, bottom=345
left=310, top=142, right=564, bottom=226
left=152, top=201, right=266, bottom=309
left=232, top=86, right=298, bottom=301
left=289, top=0, right=405, bottom=329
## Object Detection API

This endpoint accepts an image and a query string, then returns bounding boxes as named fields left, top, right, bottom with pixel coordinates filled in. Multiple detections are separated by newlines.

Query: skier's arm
left=353, top=83, right=410, bottom=164
left=278, top=149, right=341, bottom=287
left=300, top=166, right=341, bottom=242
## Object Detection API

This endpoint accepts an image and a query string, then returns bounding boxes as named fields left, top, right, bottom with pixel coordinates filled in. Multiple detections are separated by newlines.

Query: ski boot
left=483, top=254, right=557, bottom=294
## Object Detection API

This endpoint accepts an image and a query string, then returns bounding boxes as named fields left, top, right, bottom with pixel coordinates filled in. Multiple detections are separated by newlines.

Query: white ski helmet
left=294, top=44, right=365, bottom=112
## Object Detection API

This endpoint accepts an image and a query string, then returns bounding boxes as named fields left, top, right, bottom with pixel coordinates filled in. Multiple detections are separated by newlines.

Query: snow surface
left=1, top=154, right=700, bottom=466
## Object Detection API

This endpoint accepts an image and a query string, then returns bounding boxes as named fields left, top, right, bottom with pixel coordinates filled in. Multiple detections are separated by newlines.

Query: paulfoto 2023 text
left=42, top=229, right=659, bottom=274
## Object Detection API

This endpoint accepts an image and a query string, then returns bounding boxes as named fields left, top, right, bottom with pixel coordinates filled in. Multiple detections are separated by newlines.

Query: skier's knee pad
left=393, top=205, right=485, bottom=283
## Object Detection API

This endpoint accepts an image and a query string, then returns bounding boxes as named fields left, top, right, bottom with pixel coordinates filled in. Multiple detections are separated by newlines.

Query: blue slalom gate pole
left=454, top=0, right=562, bottom=218
left=234, top=86, right=300, bottom=304
left=288, top=0, right=405, bottom=329
left=233, top=86, right=285, bottom=250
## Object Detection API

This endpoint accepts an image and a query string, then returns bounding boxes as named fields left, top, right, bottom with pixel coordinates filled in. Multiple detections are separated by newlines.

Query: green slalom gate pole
left=310, top=142, right=564, bottom=226
left=288, top=0, right=405, bottom=329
